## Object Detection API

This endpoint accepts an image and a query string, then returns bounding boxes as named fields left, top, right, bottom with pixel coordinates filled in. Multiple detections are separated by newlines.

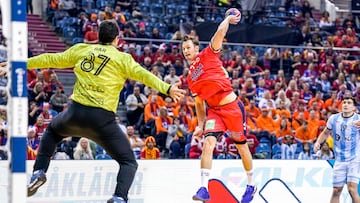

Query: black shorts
left=50, top=101, right=135, bottom=162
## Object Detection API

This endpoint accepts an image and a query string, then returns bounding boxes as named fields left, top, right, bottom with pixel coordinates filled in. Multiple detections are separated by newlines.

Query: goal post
left=1, top=0, right=28, bottom=203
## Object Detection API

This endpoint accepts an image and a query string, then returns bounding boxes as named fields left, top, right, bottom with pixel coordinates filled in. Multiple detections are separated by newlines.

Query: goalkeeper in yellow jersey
left=27, top=20, right=185, bottom=203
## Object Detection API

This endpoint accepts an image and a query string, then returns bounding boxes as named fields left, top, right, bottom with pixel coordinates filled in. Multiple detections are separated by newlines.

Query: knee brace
left=233, top=139, right=247, bottom=145
left=204, top=132, right=223, bottom=140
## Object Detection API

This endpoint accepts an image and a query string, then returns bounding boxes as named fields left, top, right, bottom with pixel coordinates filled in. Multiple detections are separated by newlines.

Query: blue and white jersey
left=281, top=143, right=297, bottom=160
left=298, top=151, right=313, bottom=160
left=327, top=113, right=360, bottom=162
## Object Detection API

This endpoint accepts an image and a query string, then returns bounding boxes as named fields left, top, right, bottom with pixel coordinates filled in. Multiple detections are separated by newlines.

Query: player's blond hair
left=182, top=35, right=199, bottom=46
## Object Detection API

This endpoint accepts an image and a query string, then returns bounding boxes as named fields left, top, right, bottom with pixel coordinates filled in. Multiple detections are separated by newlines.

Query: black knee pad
left=204, top=132, right=223, bottom=140
left=233, top=139, right=247, bottom=145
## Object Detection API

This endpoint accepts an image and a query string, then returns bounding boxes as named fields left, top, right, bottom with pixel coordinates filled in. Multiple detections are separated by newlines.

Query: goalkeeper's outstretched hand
left=169, top=82, right=186, bottom=102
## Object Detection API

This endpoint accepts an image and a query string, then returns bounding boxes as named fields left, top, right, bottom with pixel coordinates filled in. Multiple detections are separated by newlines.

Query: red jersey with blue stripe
left=186, top=46, right=233, bottom=106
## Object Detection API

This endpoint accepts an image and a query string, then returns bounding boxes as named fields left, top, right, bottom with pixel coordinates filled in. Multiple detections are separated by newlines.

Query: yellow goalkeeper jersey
left=28, top=43, right=170, bottom=113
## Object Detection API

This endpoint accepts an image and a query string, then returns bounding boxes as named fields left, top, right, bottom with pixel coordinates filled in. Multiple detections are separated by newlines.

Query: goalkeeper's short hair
left=98, top=20, right=119, bottom=45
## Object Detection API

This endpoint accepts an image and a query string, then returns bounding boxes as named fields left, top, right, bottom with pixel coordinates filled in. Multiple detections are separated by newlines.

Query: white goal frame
left=1, top=1, right=28, bottom=203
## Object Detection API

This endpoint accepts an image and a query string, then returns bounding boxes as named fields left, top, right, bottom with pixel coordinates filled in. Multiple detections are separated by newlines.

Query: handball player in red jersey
left=182, top=8, right=256, bottom=203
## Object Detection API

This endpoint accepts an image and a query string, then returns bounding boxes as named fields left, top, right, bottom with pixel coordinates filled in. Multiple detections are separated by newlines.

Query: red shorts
left=204, top=99, right=247, bottom=142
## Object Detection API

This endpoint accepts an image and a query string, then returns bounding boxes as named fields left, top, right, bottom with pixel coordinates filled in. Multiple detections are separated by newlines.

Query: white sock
left=246, top=170, right=254, bottom=186
left=201, top=169, right=211, bottom=189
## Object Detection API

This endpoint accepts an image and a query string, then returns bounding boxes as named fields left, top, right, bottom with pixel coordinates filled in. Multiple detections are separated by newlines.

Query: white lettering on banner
left=11, top=22, right=28, bottom=61
left=0, top=160, right=354, bottom=203
left=34, top=167, right=118, bottom=197
left=12, top=97, right=28, bottom=136
left=15, top=68, right=25, bottom=97
left=22, top=162, right=144, bottom=202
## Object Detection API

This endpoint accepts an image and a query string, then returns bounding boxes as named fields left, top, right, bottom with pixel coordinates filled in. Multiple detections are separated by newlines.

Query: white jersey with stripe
left=327, top=113, right=360, bottom=162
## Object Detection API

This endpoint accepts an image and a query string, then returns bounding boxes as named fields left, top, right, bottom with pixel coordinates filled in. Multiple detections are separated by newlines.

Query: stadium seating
left=166, top=4, right=177, bottom=16
left=27, top=14, right=67, bottom=56
left=151, top=4, right=163, bottom=14
left=272, top=144, right=281, bottom=157
left=139, top=3, right=151, bottom=14
left=82, top=0, right=95, bottom=10
left=62, top=27, right=77, bottom=43
left=184, top=143, right=191, bottom=158
left=22, top=0, right=360, bottom=161
left=96, top=0, right=115, bottom=9
left=154, top=22, right=167, bottom=34
left=256, top=143, right=271, bottom=159
left=165, top=32, right=173, bottom=40
left=65, top=17, right=78, bottom=27
left=272, top=154, right=281, bottom=159
left=72, top=37, right=84, bottom=44
left=259, top=137, right=271, bottom=144
left=95, top=154, right=112, bottom=160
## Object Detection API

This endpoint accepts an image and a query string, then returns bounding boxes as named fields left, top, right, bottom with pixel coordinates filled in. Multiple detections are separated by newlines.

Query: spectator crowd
left=0, top=0, right=359, bottom=161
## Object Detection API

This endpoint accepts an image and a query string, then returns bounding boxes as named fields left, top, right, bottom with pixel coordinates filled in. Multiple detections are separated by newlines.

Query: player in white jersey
left=314, top=96, right=360, bottom=203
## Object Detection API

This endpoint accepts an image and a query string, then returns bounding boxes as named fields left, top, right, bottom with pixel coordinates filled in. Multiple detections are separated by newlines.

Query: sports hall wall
left=0, top=160, right=356, bottom=203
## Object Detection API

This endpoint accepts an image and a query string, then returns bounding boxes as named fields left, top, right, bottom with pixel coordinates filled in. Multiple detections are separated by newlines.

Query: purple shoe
left=192, top=187, right=210, bottom=201
left=241, top=185, right=257, bottom=203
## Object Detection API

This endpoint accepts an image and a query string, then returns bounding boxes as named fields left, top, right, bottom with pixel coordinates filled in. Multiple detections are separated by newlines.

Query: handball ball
left=225, top=8, right=241, bottom=18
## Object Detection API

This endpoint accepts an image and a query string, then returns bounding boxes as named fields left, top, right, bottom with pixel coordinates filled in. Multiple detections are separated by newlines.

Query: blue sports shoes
left=107, top=196, right=127, bottom=203
left=27, top=169, right=47, bottom=197
left=241, top=185, right=257, bottom=203
left=192, top=187, right=210, bottom=201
